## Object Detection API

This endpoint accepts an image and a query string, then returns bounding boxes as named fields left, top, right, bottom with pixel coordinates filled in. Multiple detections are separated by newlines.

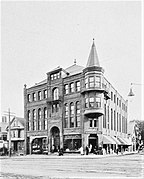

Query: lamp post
left=128, top=83, right=143, bottom=97
left=127, top=82, right=143, bottom=151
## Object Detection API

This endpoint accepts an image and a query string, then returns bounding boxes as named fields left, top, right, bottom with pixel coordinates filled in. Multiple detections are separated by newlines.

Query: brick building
left=24, top=40, right=128, bottom=155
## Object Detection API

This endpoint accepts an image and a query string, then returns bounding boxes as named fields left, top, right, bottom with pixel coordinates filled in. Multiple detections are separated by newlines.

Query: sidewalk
left=0, top=151, right=139, bottom=160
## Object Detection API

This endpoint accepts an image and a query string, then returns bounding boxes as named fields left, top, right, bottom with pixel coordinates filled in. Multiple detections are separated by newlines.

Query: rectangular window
left=114, top=110, right=116, bottom=131
left=114, top=95, right=116, bottom=103
left=27, top=94, right=31, bottom=102
left=111, top=108, right=113, bottom=130
left=76, top=81, right=80, bottom=92
left=94, top=119, right=98, bottom=127
left=103, top=104, right=106, bottom=128
left=95, top=76, right=101, bottom=88
left=107, top=106, right=109, bottom=129
left=89, top=76, right=94, bottom=88
left=64, top=117, right=68, bottom=128
left=38, top=91, right=42, bottom=100
left=70, top=117, right=74, bottom=128
left=89, top=97, right=94, bottom=107
left=32, top=93, right=36, bottom=101
left=76, top=116, right=80, bottom=127
left=70, top=83, right=74, bottom=93
left=117, top=98, right=119, bottom=105
left=85, top=98, right=88, bottom=108
left=90, top=119, right=92, bottom=127
left=64, top=84, right=68, bottom=94
left=117, top=112, right=119, bottom=132
left=119, top=114, right=121, bottom=132
left=44, top=90, right=47, bottom=99
left=96, top=97, right=101, bottom=107
left=85, top=77, right=88, bottom=88
left=111, top=92, right=113, bottom=101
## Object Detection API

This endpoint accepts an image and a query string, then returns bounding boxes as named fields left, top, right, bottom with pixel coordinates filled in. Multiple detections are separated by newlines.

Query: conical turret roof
left=86, top=39, right=100, bottom=67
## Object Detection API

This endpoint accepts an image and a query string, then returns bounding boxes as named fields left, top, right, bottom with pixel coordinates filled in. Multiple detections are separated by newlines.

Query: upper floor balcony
left=84, top=107, right=104, bottom=118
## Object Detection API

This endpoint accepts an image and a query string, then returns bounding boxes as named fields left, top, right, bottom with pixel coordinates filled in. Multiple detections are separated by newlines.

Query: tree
left=135, top=120, right=144, bottom=144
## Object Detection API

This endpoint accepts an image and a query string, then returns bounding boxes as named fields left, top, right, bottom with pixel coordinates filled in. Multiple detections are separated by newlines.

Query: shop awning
left=123, top=138, right=132, bottom=146
left=117, top=137, right=128, bottom=145
left=111, top=136, right=121, bottom=145
left=103, top=135, right=116, bottom=145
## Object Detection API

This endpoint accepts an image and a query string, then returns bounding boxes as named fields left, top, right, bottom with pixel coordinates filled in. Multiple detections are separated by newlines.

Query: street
left=0, top=153, right=144, bottom=179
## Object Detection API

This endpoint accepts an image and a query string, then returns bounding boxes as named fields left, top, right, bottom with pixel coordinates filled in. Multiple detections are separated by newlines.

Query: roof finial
left=74, top=59, right=76, bottom=65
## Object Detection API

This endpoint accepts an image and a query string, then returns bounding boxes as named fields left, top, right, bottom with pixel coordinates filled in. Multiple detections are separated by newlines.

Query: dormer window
left=51, top=72, right=60, bottom=80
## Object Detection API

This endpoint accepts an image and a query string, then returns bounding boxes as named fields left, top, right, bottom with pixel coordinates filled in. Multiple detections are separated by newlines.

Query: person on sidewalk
left=86, top=145, right=89, bottom=155
left=78, top=146, right=84, bottom=155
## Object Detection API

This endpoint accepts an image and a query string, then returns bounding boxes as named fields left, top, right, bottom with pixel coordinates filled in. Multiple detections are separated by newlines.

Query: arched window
left=38, top=108, right=41, bottom=130
left=64, top=103, right=68, bottom=128
left=44, top=107, right=47, bottom=130
left=76, top=101, right=80, bottom=127
left=27, top=110, right=31, bottom=131
left=53, top=88, right=59, bottom=100
left=32, top=109, right=36, bottom=130
left=70, top=102, right=74, bottom=128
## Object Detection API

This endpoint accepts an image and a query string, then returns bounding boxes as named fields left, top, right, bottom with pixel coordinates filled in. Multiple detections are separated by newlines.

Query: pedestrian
left=78, top=146, right=84, bottom=155
left=116, top=148, right=118, bottom=155
left=89, top=144, right=92, bottom=153
left=86, top=145, right=89, bottom=155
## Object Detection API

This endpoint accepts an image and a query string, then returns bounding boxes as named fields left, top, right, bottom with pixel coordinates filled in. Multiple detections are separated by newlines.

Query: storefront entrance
left=50, top=126, right=60, bottom=152
left=88, top=134, right=98, bottom=152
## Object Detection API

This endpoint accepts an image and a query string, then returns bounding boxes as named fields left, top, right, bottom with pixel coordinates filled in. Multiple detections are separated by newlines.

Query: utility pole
left=4, top=108, right=15, bottom=157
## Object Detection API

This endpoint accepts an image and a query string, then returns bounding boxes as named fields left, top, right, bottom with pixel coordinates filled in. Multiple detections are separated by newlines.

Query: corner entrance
left=50, top=126, right=60, bottom=152
left=88, top=134, right=98, bottom=152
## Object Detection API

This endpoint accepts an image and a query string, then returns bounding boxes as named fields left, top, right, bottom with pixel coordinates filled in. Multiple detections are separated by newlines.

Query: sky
left=1, top=0, right=143, bottom=121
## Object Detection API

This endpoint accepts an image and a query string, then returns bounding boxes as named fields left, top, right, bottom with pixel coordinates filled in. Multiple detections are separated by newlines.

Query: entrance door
left=89, top=134, right=98, bottom=152
left=50, top=126, right=60, bottom=152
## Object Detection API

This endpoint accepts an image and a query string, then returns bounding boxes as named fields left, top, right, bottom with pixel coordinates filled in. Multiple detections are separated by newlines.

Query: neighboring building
left=0, top=116, right=8, bottom=141
left=127, top=120, right=140, bottom=152
left=24, top=40, right=128, bottom=155
left=7, top=117, right=25, bottom=155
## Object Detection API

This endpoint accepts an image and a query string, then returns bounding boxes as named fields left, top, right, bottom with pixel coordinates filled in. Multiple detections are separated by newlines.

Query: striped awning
left=117, top=137, right=128, bottom=145
left=123, top=138, right=132, bottom=146
left=103, top=135, right=116, bottom=145
left=111, top=136, right=121, bottom=145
